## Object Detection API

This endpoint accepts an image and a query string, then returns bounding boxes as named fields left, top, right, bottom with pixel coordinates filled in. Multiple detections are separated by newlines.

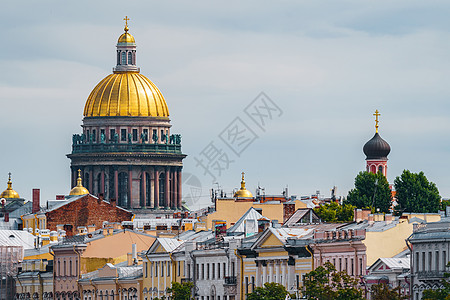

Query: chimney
left=110, top=198, right=117, bottom=207
left=32, top=189, right=40, bottom=213
left=368, top=214, right=374, bottom=225
left=132, top=243, right=137, bottom=265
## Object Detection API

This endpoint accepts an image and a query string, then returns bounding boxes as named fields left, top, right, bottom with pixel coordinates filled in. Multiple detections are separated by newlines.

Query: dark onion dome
left=363, top=133, right=391, bottom=160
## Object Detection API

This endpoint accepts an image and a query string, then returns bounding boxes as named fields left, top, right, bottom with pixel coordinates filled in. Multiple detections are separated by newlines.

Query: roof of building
left=158, top=237, right=184, bottom=253
left=363, top=132, right=391, bottom=160
left=227, top=207, right=264, bottom=234
left=0, top=230, right=35, bottom=249
left=368, top=257, right=410, bottom=272
left=284, top=208, right=321, bottom=226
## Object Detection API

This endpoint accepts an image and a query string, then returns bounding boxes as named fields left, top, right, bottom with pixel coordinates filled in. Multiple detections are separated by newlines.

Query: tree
left=370, top=283, right=408, bottom=300
left=303, top=262, right=364, bottom=300
left=316, top=202, right=355, bottom=223
left=394, top=170, right=441, bottom=213
left=346, top=171, right=391, bottom=213
left=246, top=282, right=290, bottom=300
left=167, top=281, right=194, bottom=300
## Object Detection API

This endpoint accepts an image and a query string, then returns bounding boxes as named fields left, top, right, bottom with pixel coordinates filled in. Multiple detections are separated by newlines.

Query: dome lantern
left=114, top=16, right=139, bottom=73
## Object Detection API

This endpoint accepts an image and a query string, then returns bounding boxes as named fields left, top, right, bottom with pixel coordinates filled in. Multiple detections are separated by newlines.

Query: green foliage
left=303, top=262, right=364, bottom=300
left=167, top=281, right=194, bottom=300
left=440, top=199, right=450, bottom=211
left=346, top=171, right=392, bottom=213
left=394, top=170, right=441, bottom=213
left=370, top=283, right=409, bottom=300
left=315, top=202, right=355, bottom=223
left=246, top=282, right=291, bottom=300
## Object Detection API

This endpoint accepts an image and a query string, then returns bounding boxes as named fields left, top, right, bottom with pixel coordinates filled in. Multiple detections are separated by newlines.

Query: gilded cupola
left=0, top=173, right=19, bottom=199
left=234, top=172, right=254, bottom=198
left=69, top=170, right=89, bottom=196
left=83, top=16, right=169, bottom=118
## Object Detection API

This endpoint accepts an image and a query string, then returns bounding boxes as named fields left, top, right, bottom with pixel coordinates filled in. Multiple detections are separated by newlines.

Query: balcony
left=71, top=141, right=182, bottom=155
left=417, top=271, right=447, bottom=280
left=224, top=276, right=237, bottom=285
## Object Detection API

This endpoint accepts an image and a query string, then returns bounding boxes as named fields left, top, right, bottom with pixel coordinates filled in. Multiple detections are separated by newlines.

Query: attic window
left=9, top=235, right=15, bottom=239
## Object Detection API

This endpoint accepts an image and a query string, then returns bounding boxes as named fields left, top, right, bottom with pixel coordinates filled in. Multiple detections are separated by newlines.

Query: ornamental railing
left=71, top=142, right=182, bottom=154
left=417, top=270, right=446, bottom=279
left=224, top=276, right=237, bottom=285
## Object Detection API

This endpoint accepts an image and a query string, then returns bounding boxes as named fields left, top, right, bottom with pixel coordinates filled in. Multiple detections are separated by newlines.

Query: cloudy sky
left=1, top=1, right=450, bottom=209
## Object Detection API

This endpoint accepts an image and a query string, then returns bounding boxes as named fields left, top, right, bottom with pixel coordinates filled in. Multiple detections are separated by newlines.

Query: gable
left=154, top=244, right=167, bottom=253
left=259, top=232, right=284, bottom=248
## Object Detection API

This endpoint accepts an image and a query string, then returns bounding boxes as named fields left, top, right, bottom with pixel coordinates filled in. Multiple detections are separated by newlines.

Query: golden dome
left=69, top=170, right=89, bottom=196
left=83, top=72, right=169, bottom=117
left=234, top=172, right=253, bottom=198
left=0, top=173, right=19, bottom=199
left=118, top=31, right=135, bottom=44
left=118, top=16, right=135, bottom=44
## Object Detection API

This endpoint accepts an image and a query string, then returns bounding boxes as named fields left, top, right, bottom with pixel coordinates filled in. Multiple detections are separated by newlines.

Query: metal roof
left=228, top=207, right=264, bottom=233
left=0, top=230, right=35, bottom=249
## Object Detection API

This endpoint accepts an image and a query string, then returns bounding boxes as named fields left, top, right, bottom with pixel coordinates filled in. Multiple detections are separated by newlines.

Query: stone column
left=154, top=169, right=159, bottom=208
left=114, top=168, right=119, bottom=201
left=142, top=169, right=147, bottom=208
left=128, top=166, right=133, bottom=208
left=165, top=168, right=170, bottom=209
left=177, top=169, right=182, bottom=209
left=89, top=168, right=93, bottom=193
left=262, top=262, right=266, bottom=284
left=173, top=169, right=178, bottom=210
left=100, top=168, right=105, bottom=196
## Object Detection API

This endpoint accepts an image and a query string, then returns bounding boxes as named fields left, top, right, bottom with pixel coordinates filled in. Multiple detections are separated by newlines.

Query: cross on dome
left=123, top=16, right=130, bottom=32
left=373, top=110, right=380, bottom=133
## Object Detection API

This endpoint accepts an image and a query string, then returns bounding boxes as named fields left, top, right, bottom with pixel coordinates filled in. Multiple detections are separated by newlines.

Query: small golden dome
left=118, top=32, right=135, bottom=44
left=0, top=173, right=19, bottom=199
left=69, top=170, right=89, bottom=196
left=83, top=72, right=169, bottom=117
left=234, top=172, right=253, bottom=198
left=118, top=16, right=135, bottom=44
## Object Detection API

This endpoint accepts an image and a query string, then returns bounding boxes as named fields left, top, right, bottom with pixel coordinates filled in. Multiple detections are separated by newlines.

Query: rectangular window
left=86, top=130, right=90, bottom=141
left=110, top=129, right=115, bottom=141
left=212, top=263, right=215, bottom=279
left=161, top=262, right=164, bottom=277
left=359, top=258, right=363, bottom=275
left=69, top=260, right=72, bottom=276
left=93, top=129, right=97, bottom=142
left=155, top=262, right=158, bottom=277
left=351, top=258, right=354, bottom=276
left=339, top=258, right=342, bottom=271
left=121, top=129, right=127, bottom=141
left=436, top=251, right=440, bottom=271
left=161, top=129, right=164, bottom=141
left=132, top=129, right=138, bottom=141
left=201, top=264, right=204, bottom=279
left=333, top=258, right=336, bottom=267
left=143, top=129, right=148, bottom=141
left=150, top=262, right=153, bottom=277
left=296, top=274, right=300, bottom=288
left=344, top=258, right=348, bottom=271
left=251, top=276, right=255, bottom=292
left=422, top=252, right=425, bottom=271
left=207, top=263, right=210, bottom=279
left=232, top=262, right=235, bottom=276
left=245, top=277, right=249, bottom=295
left=443, top=251, right=447, bottom=271
left=178, top=261, right=181, bottom=276
left=64, top=260, right=66, bottom=276
left=415, top=252, right=419, bottom=273
left=167, top=261, right=170, bottom=277
left=187, top=263, right=190, bottom=279
left=196, top=264, right=199, bottom=280
left=217, top=262, right=220, bottom=279
left=223, top=262, right=226, bottom=277
left=429, top=252, right=432, bottom=271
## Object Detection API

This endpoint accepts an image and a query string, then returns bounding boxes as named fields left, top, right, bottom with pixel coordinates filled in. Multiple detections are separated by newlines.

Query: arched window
left=378, top=165, right=383, bottom=174
left=109, top=169, right=115, bottom=201
left=128, top=52, right=132, bottom=65
left=117, top=51, right=121, bottom=65
left=118, top=172, right=129, bottom=208
left=159, top=172, right=165, bottom=207
left=121, top=52, right=126, bottom=65
left=370, top=165, right=376, bottom=174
